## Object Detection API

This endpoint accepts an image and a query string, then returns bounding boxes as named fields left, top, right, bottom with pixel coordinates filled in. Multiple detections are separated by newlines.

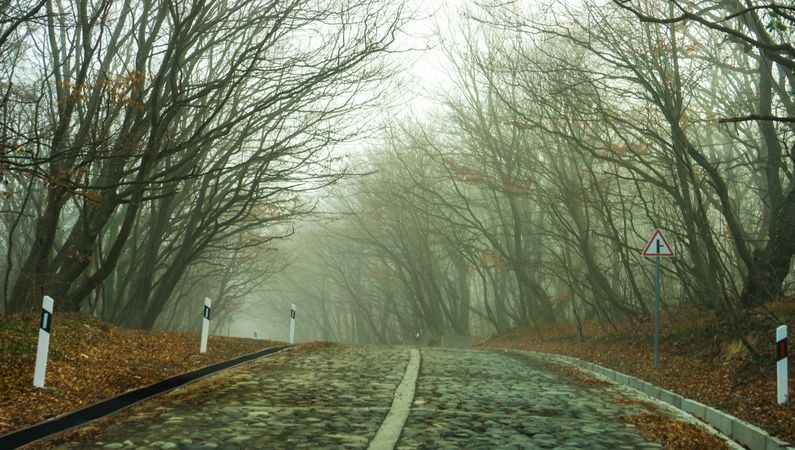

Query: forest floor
left=482, top=299, right=795, bottom=443
left=0, top=312, right=285, bottom=436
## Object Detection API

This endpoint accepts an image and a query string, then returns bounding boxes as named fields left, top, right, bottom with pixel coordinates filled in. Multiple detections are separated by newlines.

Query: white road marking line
left=368, top=348, right=421, bottom=450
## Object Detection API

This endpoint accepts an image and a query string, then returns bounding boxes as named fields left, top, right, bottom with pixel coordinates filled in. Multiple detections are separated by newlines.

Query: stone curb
left=524, top=351, right=793, bottom=450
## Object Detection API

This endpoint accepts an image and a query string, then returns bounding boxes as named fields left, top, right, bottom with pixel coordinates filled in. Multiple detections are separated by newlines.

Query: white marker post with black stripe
left=777, top=325, right=788, bottom=404
left=33, top=296, right=54, bottom=388
left=200, top=297, right=211, bottom=353
left=289, top=304, right=296, bottom=344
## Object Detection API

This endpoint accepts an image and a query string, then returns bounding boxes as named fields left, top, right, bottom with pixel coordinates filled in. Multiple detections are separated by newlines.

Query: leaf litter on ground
left=482, top=300, right=795, bottom=445
left=0, top=312, right=284, bottom=435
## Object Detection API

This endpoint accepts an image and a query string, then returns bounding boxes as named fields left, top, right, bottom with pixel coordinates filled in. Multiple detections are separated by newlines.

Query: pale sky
left=230, top=0, right=466, bottom=340
left=384, top=0, right=460, bottom=120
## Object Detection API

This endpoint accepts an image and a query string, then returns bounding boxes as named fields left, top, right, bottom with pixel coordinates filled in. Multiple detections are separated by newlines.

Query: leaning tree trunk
left=740, top=189, right=795, bottom=307
left=8, top=189, right=68, bottom=312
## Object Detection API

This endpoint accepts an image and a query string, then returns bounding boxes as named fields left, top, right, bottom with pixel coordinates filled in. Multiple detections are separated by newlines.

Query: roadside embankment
left=0, top=312, right=289, bottom=435
left=482, top=302, right=795, bottom=443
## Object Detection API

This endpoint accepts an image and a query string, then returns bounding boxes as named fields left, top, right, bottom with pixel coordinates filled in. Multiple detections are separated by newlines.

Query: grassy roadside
left=482, top=301, right=795, bottom=443
left=0, top=312, right=284, bottom=435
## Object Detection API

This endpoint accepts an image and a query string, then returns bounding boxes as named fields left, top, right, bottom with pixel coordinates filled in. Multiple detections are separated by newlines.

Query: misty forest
left=2, top=0, right=795, bottom=355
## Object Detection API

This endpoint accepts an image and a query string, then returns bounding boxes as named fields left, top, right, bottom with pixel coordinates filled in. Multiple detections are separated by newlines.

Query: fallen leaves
left=0, top=312, right=281, bottom=435
left=483, top=303, right=795, bottom=443
left=533, top=358, right=612, bottom=390
left=625, top=414, right=728, bottom=450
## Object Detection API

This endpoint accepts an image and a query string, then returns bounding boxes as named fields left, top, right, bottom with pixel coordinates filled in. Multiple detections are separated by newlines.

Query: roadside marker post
left=200, top=297, right=211, bottom=353
left=289, top=304, right=296, bottom=344
left=777, top=325, right=788, bottom=404
left=642, top=228, right=674, bottom=369
left=33, top=296, right=54, bottom=388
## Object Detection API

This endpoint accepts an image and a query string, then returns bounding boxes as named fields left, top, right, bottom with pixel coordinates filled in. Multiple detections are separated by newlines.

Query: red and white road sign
left=642, top=228, right=674, bottom=257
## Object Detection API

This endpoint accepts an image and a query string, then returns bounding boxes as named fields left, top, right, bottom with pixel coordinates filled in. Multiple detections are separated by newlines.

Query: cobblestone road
left=398, top=349, right=659, bottom=450
left=46, top=345, right=719, bottom=449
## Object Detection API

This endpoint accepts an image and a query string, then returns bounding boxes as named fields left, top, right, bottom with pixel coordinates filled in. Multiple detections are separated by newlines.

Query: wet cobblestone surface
left=49, top=346, right=684, bottom=449
left=397, top=348, right=662, bottom=450
left=54, top=346, right=407, bottom=449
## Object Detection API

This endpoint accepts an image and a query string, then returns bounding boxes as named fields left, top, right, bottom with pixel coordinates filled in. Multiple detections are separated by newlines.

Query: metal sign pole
left=643, top=228, right=672, bottom=369
left=654, top=255, right=660, bottom=369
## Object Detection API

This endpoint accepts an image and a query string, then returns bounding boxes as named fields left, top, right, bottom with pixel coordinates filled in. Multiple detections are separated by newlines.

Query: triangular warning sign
left=642, top=228, right=674, bottom=257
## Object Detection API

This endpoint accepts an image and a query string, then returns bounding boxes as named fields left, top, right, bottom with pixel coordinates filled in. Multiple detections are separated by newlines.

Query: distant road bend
left=47, top=345, right=736, bottom=449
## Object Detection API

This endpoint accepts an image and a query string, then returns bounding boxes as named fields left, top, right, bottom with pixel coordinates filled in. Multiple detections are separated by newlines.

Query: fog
left=1, top=0, right=794, bottom=353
